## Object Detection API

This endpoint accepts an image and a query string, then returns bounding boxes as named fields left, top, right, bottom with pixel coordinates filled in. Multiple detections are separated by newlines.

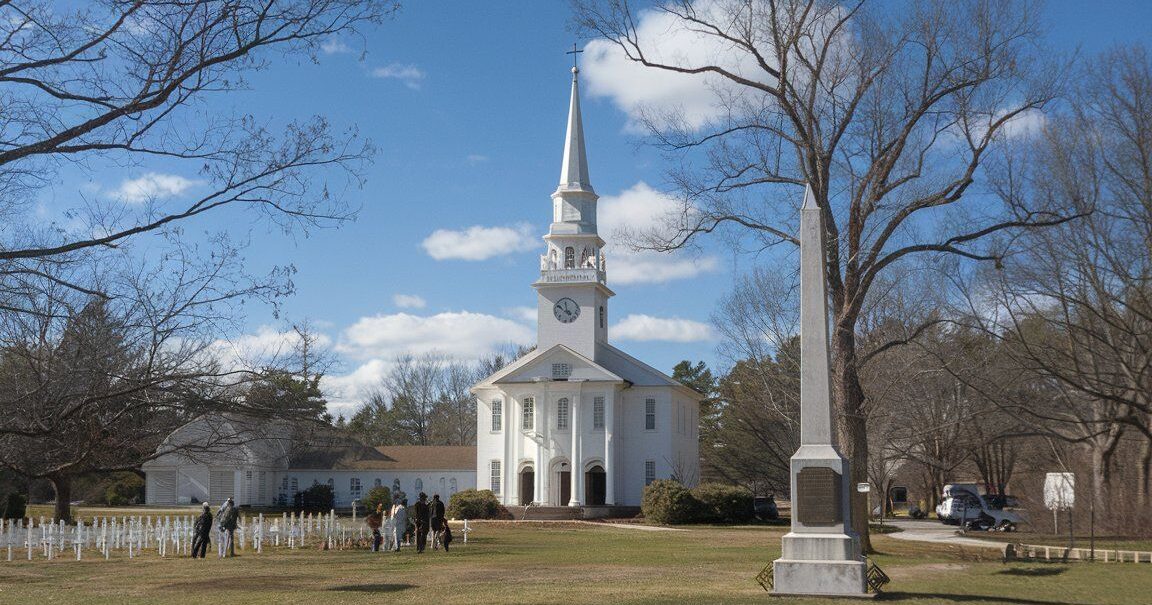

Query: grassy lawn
left=0, top=522, right=1149, bottom=605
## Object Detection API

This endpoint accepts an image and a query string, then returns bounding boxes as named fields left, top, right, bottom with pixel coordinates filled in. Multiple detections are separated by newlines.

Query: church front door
left=585, top=466, right=606, bottom=505
left=558, top=471, right=571, bottom=505
left=519, top=469, right=535, bottom=505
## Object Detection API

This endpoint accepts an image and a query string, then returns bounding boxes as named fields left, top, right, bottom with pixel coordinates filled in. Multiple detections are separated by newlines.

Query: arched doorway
left=519, top=466, right=535, bottom=505
left=585, top=465, right=606, bottom=506
left=550, top=459, right=571, bottom=506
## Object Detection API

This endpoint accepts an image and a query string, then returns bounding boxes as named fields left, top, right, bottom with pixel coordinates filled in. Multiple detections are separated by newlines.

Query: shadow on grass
left=996, top=566, right=1068, bottom=577
left=328, top=583, right=415, bottom=593
left=881, top=593, right=1079, bottom=605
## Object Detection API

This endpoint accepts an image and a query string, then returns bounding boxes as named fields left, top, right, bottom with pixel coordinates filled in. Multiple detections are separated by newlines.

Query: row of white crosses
left=0, top=511, right=473, bottom=562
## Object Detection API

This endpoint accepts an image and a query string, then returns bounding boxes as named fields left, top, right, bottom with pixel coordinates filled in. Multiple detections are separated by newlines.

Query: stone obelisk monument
left=772, top=184, right=868, bottom=596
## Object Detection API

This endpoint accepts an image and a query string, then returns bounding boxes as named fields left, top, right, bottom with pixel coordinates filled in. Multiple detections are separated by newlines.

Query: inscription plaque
left=795, top=467, right=842, bottom=525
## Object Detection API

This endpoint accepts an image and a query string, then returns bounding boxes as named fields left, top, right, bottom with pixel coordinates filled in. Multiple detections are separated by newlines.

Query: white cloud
left=371, top=63, right=426, bottom=89
left=321, top=359, right=389, bottom=418
left=999, top=108, right=1047, bottom=140
left=505, top=306, right=537, bottom=324
left=612, top=314, right=715, bottom=342
left=598, top=182, right=721, bottom=285
left=582, top=1, right=764, bottom=131
left=466, top=154, right=489, bottom=164
left=422, top=223, right=538, bottom=261
left=335, top=311, right=533, bottom=361
left=210, top=326, right=333, bottom=371
left=392, top=294, right=426, bottom=309
left=320, top=39, right=353, bottom=55
left=112, top=172, right=199, bottom=204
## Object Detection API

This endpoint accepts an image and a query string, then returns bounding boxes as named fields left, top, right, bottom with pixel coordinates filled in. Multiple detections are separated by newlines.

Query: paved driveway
left=883, top=518, right=1007, bottom=551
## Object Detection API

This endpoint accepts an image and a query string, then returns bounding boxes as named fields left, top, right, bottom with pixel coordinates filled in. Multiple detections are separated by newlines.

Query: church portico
left=471, top=61, right=700, bottom=509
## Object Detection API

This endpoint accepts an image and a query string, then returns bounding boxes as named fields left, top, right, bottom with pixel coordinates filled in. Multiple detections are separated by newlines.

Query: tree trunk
left=1138, top=438, right=1151, bottom=509
left=49, top=475, right=73, bottom=524
left=833, top=324, right=872, bottom=554
left=1089, top=445, right=1112, bottom=527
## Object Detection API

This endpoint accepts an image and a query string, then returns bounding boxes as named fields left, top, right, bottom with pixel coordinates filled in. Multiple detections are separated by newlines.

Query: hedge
left=691, top=482, right=754, bottom=523
left=640, top=479, right=700, bottom=524
left=446, top=489, right=511, bottom=519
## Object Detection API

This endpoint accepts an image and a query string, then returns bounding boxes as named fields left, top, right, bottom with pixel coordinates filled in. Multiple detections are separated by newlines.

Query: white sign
left=1043, top=472, right=1075, bottom=510
left=856, top=483, right=871, bottom=493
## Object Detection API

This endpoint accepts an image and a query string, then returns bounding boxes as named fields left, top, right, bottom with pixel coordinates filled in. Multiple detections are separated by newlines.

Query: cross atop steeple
left=566, top=43, right=584, bottom=73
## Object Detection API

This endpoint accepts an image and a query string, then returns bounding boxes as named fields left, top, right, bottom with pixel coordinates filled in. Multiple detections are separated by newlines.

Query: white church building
left=471, top=66, right=701, bottom=508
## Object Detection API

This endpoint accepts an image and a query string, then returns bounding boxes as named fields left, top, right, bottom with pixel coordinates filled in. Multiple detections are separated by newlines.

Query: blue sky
left=46, top=2, right=1152, bottom=418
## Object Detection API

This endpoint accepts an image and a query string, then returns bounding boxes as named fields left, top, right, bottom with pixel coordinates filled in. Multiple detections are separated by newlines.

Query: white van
left=935, top=484, right=1023, bottom=531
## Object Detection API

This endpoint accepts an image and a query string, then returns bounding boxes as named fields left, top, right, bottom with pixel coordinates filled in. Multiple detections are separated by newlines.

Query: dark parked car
left=754, top=496, right=779, bottom=521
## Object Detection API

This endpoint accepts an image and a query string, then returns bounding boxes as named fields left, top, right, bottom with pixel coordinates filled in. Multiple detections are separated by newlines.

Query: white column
left=604, top=389, right=615, bottom=506
left=568, top=396, right=582, bottom=506
left=502, top=395, right=513, bottom=505
left=511, top=396, right=521, bottom=504
left=535, top=389, right=546, bottom=505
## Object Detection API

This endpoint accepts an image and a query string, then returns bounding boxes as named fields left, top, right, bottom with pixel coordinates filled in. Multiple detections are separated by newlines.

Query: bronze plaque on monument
left=795, top=467, right=842, bottom=525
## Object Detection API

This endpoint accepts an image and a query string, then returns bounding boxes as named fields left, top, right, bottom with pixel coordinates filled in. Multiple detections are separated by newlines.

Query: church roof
left=472, top=343, right=701, bottom=400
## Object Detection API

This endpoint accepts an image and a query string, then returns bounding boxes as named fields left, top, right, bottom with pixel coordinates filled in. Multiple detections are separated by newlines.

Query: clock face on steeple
left=553, top=297, right=580, bottom=323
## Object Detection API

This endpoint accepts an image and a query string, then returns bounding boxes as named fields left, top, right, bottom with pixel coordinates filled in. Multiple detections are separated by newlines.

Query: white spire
left=799, top=182, right=834, bottom=446
left=558, top=66, right=593, bottom=193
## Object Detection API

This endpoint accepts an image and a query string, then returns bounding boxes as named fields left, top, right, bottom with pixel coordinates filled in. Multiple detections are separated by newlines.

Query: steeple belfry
left=559, top=67, right=593, bottom=194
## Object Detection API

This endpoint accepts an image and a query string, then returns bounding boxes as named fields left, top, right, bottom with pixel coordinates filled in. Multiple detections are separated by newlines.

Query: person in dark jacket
left=191, top=503, right=212, bottom=558
left=413, top=492, right=430, bottom=553
left=430, top=494, right=446, bottom=550
left=441, top=521, right=453, bottom=552
left=366, top=504, right=384, bottom=552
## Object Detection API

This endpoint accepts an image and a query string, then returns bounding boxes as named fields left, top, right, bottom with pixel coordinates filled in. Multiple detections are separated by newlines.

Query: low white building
left=471, top=67, right=701, bottom=508
left=143, top=416, right=475, bottom=507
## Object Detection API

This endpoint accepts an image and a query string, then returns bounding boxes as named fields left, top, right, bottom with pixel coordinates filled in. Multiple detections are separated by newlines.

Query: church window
left=291, top=478, right=298, bottom=494
left=552, top=363, right=571, bottom=379
left=522, top=397, right=535, bottom=430
left=450, top=478, right=458, bottom=494
left=490, top=461, right=502, bottom=495
left=393, top=478, right=401, bottom=495
left=645, top=460, right=656, bottom=486
left=593, top=397, right=604, bottom=430
left=350, top=477, right=362, bottom=498
left=374, top=478, right=382, bottom=488
left=557, top=398, right=570, bottom=430
left=564, top=247, right=575, bottom=269
left=645, top=398, right=656, bottom=430
left=415, top=478, right=423, bottom=493
left=491, top=399, right=503, bottom=431
left=599, top=306, right=605, bottom=328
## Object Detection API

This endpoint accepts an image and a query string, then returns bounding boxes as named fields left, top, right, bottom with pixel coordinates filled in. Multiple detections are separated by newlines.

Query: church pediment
left=473, top=344, right=623, bottom=390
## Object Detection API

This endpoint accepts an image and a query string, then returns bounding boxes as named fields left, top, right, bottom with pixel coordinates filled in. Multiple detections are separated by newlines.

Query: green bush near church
left=641, top=479, right=701, bottom=524
left=447, top=489, right=511, bottom=519
left=691, top=482, right=755, bottom=523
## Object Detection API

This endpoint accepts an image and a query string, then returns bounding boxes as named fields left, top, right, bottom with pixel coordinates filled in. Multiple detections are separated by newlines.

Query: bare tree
left=575, top=0, right=1070, bottom=549
left=969, top=46, right=1152, bottom=515
left=0, top=0, right=394, bottom=291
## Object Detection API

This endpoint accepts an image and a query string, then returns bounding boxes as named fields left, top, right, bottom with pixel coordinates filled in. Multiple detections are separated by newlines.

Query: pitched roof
left=371, top=446, right=476, bottom=471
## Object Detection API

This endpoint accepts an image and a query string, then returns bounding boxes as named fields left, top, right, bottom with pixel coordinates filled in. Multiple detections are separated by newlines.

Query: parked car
left=753, top=496, right=779, bottom=521
left=935, top=484, right=1022, bottom=531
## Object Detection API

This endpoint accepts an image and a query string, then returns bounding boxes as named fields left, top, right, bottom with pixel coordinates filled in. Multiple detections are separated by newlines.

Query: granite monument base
left=772, top=556, right=870, bottom=597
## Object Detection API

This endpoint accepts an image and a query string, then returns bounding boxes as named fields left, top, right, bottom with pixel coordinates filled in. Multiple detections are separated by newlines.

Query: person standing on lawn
left=216, top=497, right=239, bottom=557
left=191, top=503, right=212, bottom=558
left=430, top=494, right=446, bottom=550
left=413, top=492, right=430, bottom=553
left=390, top=498, right=408, bottom=552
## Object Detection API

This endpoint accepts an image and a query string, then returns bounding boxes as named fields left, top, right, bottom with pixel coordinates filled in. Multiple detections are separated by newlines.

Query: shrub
left=294, top=484, right=335, bottom=512
left=362, top=486, right=392, bottom=514
left=447, top=489, right=510, bottom=519
left=2, top=493, right=26, bottom=520
left=641, top=480, right=700, bottom=525
left=691, top=483, right=754, bottom=523
left=105, top=474, right=145, bottom=506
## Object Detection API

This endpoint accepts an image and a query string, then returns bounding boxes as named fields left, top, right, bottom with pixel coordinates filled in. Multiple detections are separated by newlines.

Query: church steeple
left=534, top=60, right=613, bottom=360
left=558, top=67, right=593, bottom=194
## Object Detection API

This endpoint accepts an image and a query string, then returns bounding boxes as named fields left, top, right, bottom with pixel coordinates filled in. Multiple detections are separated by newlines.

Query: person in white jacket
left=389, top=499, right=408, bottom=552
